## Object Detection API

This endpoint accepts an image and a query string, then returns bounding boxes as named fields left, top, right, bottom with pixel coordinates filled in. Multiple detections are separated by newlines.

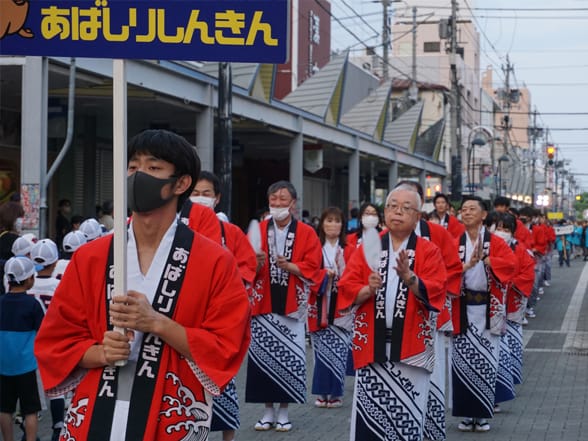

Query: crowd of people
left=0, top=128, right=572, bottom=441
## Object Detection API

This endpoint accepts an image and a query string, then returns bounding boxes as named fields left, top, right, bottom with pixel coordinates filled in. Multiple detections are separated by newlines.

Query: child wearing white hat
left=53, top=231, right=87, bottom=280
left=0, top=256, right=43, bottom=441
left=28, top=239, right=65, bottom=440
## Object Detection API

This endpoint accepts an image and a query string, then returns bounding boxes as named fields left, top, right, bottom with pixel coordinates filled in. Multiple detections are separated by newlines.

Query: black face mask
left=127, top=171, right=177, bottom=213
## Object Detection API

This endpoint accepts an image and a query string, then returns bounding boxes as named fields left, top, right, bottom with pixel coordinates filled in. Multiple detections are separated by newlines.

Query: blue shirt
left=0, top=292, right=44, bottom=375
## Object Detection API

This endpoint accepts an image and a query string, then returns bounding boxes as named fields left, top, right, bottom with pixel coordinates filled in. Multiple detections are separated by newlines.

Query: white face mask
left=14, top=217, right=24, bottom=233
left=362, top=215, right=379, bottom=229
left=494, top=230, right=512, bottom=243
left=190, top=196, right=216, bottom=209
left=270, top=206, right=290, bottom=222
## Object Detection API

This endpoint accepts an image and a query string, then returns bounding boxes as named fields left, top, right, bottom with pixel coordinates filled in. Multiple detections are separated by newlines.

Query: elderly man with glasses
left=338, top=185, right=447, bottom=441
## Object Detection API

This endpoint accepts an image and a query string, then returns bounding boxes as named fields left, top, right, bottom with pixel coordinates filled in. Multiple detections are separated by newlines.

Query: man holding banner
left=35, top=129, right=251, bottom=441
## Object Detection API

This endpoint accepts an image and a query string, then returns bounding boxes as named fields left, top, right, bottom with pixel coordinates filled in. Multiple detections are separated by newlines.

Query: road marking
left=561, top=263, right=588, bottom=350
left=561, top=263, right=588, bottom=332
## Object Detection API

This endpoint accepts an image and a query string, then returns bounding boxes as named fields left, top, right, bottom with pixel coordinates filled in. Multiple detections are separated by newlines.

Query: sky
left=329, top=0, right=588, bottom=191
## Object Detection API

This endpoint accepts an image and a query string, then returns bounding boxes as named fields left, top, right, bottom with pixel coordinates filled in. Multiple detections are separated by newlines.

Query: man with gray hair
left=395, top=181, right=463, bottom=441
left=338, top=187, right=447, bottom=441
left=245, top=180, right=322, bottom=433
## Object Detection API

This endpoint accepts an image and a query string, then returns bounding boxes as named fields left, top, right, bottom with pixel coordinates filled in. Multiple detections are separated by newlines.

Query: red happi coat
left=514, top=218, right=533, bottom=249
left=507, top=241, right=535, bottom=322
left=418, top=220, right=462, bottom=331
left=451, top=230, right=517, bottom=335
left=34, top=233, right=251, bottom=441
left=531, top=223, right=549, bottom=255
left=180, top=200, right=256, bottom=286
left=220, top=221, right=258, bottom=286
left=345, top=230, right=372, bottom=262
left=337, top=232, right=447, bottom=372
left=250, top=219, right=322, bottom=319
left=444, top=213, right=465, bottom=239
left=180, top=201, right=222, bottom=244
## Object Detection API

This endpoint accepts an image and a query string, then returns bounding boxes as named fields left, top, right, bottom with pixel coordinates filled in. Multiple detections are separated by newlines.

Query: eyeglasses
left=385, top=203, right=418, bottom=214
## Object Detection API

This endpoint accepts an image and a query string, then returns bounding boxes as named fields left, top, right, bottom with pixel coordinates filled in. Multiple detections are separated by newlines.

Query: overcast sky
left=329, top=0, right=588, bottom=190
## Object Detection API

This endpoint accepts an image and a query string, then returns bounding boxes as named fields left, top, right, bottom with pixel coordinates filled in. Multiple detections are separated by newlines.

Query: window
left=423, top=41, right=441, bottom=52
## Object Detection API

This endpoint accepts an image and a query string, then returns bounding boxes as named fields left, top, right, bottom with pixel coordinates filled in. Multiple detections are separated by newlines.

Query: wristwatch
left=405, top=272, right=417, bottom=285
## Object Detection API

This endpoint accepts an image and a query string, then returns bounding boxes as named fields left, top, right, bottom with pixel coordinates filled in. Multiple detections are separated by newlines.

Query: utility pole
left=501, top=55, right=513, bottom=154
left=382, top=0, right=390, bottom=80
left=216, top=62, right=232, bottom=219
left=528, top=108, right=542, bottom=207
left=409, top=6, right=418, bottom=102
left=449, top=0, right=462, bottom=200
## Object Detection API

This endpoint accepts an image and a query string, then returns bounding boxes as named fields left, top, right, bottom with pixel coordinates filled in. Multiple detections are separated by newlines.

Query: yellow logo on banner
left=547, top=212, right=564, bottom=220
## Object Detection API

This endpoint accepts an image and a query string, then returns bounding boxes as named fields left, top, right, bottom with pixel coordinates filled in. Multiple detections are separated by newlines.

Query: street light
left=467, top=126, right=495, bottom=196
left=497, top=154, right=509, bottom=196
left=469, top=136, right=487, bottom=195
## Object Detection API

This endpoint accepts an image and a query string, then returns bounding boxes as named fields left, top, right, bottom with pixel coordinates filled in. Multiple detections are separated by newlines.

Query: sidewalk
left=34, top=257, right=588, bottom=441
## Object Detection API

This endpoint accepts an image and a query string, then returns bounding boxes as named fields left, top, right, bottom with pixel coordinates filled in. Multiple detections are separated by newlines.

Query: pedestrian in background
left=0, top=201, right=25, bottom=295
left=556, top=223, right=572, bottom=267
left=54, top=200, right=72, bottom=253
left=346, top=202, right=381, bottom=251
left=98, top=200, right=114, bottom=231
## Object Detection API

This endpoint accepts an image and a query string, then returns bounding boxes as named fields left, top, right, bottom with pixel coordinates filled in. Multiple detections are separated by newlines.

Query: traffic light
left=546, top=144, right=555, bottom=166
left=576, top=194, right=583, bottom=202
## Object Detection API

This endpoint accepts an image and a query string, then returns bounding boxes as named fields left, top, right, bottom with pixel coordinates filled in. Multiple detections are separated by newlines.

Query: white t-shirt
left=28, top=275, right=61, bottom=313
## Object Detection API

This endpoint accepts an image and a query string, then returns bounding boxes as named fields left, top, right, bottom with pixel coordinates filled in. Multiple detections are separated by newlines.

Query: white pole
left=112, top=59, right=128, bottom=366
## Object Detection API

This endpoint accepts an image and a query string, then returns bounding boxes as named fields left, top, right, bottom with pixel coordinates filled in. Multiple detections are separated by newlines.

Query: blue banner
left=0, top=0, right=289, bottom=62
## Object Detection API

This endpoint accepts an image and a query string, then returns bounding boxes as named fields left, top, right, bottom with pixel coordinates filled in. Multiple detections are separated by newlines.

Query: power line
left=463, top=0, right=507, bottom=66
left=317, top=0, right=425, bottom=82
left=513, top=64, right=588, bottom=70
left=340, top=0, right=381, bottom=36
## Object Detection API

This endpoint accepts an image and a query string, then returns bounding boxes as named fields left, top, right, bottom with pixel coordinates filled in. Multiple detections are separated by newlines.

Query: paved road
left=33, top=255, right=588, bottom=441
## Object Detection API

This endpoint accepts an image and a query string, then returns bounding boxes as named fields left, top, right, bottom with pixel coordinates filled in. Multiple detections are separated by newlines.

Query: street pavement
left=33, top=254, right=588, bottom=441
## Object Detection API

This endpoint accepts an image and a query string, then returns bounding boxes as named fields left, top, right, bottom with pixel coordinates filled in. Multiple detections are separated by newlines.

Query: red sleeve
left=548, top=226, right=556, bottom=243
left=430, top=223, right=462, bottom=296
left=184, top=240, right=251, bottom=390
left=414, top=239, right=447, bottom=313
left=512, top=244, right=535, bottom=297
left=532, top=225, right=548, bottom=254
left=293, top=223, right=323, bottom=285
left=223, top=222, right=257, bottom=285
left=189, top=204, right=222, bottom=244
left=343, top=243, right=356, bottom=263
left=447, top=216, right=465, bottom=239
left=35, top=238, right=111, bottom=391
left=346, top=232, right=359, bottom=249
left=515, top=219, right=533, bottom=249
left=337, top=244, right=371, bottom=311
left=488, top=234, right=518, bottom=284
